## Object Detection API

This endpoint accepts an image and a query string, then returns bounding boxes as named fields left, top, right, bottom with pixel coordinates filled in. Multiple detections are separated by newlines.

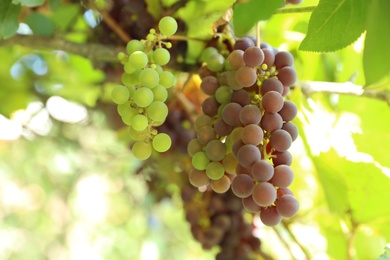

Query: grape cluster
left=181, top=185, right=264, bottom=259
left=188, top=37, right=299, bottom=226
left=111, top=16, right=178, bottom=160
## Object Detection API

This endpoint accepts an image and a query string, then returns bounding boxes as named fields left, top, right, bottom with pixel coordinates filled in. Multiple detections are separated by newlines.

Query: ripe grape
left=275, top=51, right=294, bottom=69
left=270, top=165, right=294, bottom=188
left=195, top=115, right=212, bottom=130
left=261, top=47, right=276, bottom=67
left=201, top=76, right=219, bottom=95
left=231, top=89, right=251, bottom=106
left=234, top=37, right=254, bottom=51
left=221, top=102, right=242, bottom=126
left=133, top=87, right=154, bottom=107
left=277, top=187, right=294, bottom=198
left=262, top=91, right=284, bottom=113
left=235, top=163, right=252, bottom=175
left=227, top=49, right=245, bottom=70
left=111, top=85, right=130, bottom=104
left=277, top=66, right=297, bottom=87
left=205, top=139, right=227, bottom=162
left=252, top=182, right=276, bottom=207
left=269, top=129, right=292, bottom=151
left=237, top=144, right=261, bottom=168
left=239, top=105, right=261, bottom=126
left=260, top=112, right=283, bottom=132
left=278, top=100, right=298, bottom=121
left=206, top=161, right=225, bottom=180
left=158, top=16, right=178, bottom=36
left=260, top=78, right=284, bottom=95
left=210, top=175, right=231, bottom=193
left=214, top=118, right=233, bottom=137
left=132, top=141, right=152, bottom=160
left=282, top=121, right=298, bottom=141
left=259, top=206, right=282, bottom=226
left=275, top=194, right=299, bottom=218
left=139, top=68, right=159, bottom=88
left=231, top=174, right=254, bottom=198
left=153, top=48, right=171, bottom=66
left=272, top=150, right=292, bottom=166
left=202, top=96, right=219, bottom=117
left=243, top=46, right=264, bottom=67
left=251, top=159, right=274, bottom=182
left=241, top=124, right=264, bottom=146
left=236, top=66, right=257, bottom=88
left=197, top=125, right=215, bottom=145
left=147, top=101, right=168, bottom=122
left=152, top=133, right=171, bottom=152
left=222, top=153, right=238, bottom=174
left=242, top=196, right=261, bottom=213
left=189, top=168, right=209, bottom=187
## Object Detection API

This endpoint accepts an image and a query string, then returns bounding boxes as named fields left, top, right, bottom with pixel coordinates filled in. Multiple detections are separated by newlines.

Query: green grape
left=128, top=51, right=148, bottom=69
left=139, top=68, right=159, bottom=88
left=126, top=40, right=144, bottom=55
left=111, top=85, right=130, bottom=104
left=133, top=87, right=154, bottom=107
left=201, top=47, right=218, bottom=63
left=147, top=101, right=168, bottom=122
left=192, top=151, right=210, bottom=170
left=117, top=52, right=126, bottom=62
left=131, top=114, right=149, bottom=131
left=152, top=85, right=168, bottom=102
left=153, top=48, right=170, bottom=66
left=152, top=133, right=171, bottom=152
left=159, top=71, right=175, bottom=88
left=124, top=62, right=137, bottom=74
left=207, top=53, right=225, bottom=72
left=117, top=101, right=131, bottom=116
left=158, top=16, right=178, bottom=36
left=129, top=126, right=148, bottom=141
left=121, top=107, right=138, bottom=125
left=215, top=86, right=232, bottom=104
left=146, top=33, right=155, bottom=41
left=122, top=72, right=139, bottom=86
left=206, top=161, right=225, bottom=180
left=132, top=141, right=152, bottom=160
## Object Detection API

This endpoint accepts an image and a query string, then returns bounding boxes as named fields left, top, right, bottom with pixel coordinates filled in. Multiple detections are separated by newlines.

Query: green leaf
left=25, top=12, right=55, bottom=36
left=232, top=0, right=284, bottom=37
left=52, top=4, right=80, bottom=32
left=299, top=0, right=367, bottom=52
left=353, top=132, right=390, bottom=168
left=363, top=0, right=390, bottom=85
left=13, top=0, right=45, bottom=7
left=0, top=1, right=21, bottom=39
left=48, top=0, right=61, bottom=11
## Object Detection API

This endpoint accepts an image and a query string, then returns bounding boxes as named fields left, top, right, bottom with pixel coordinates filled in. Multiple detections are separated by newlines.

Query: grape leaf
left=299, top=0, right=367, bottom=52
left=0, top=1, right=21, bottom=39
left=363, top=0, right=390, bottom=85
left=12, top=0, right=45, bottom=7
left=25, top=12, right=55, bottom=36
left=232, top=0, right=284, bottom=37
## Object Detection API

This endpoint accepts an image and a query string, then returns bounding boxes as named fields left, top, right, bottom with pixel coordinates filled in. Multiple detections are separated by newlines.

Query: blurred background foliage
left=1, top=0, right=390, bottom=259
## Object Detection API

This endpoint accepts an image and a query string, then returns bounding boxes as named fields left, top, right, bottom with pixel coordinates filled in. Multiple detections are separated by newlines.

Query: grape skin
left=236, top=66, right=257, bottom=88
left=275, top=194, right=299, bottom=218
left=152, top=133, right=171, bottom=152
left=282, top=122, right=298, bottom=141
left=272, top=151, right=292, bottom=166
left=231, top=89, right=251, bottom=106
left=269, top=129, right=292, bottom=151
left=260, top=78, right=284, bottom=95
left=252, top=182, right=277, bottom=207
left=260, top=112, right=283, bottom=132
left=205, top=139, right=227, bottom=162
left=158, top=16, right=178, bottom=36
left=243, top=46, right=264, bottom=67
left=201, top=76, right=219, bottom=95
left=192, top=151, right=210, bottom=170
left=202, top=97, right=219, bottom=117
left=262, top=91, right=284, bottom=113
left=231, top=174, right=254, bottom=198
left=277, top=66, right=297, bottom=87
left=260, top=206, right=282, bottom=226
left=239, top=105, right=261, bottom=126
left=206, top=161, right=225, bottom=180
left=189, top=168, right=209, bottom=187
left=242, top=196, right=261, bottom=213
left=241, top=124, right=264, bottom=146
left=227, top=49, right=245, bottom=70
left=221, top=102, right=242, bottom=127
left=132, top=141, right=152, bottom=160
left=252, top=159, right=274, bottom=182
left=237, top=144, right=261, bottom=168
left=211, top=175, right=231, bottom=193
left=270, top=165, right=294, bottom=188
left=111, top=85, right=130, bottom=104
left=274, top=51, right=294, bottom=69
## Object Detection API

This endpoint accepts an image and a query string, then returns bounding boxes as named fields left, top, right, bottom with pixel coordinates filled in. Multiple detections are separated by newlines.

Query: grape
left=235, top=163, right=252, bottom=175
left=262, top=91, right=284, bottom=113
left=239, top=105, right=261, bottom=126
left=194, top=115, right=212, bottom=130
left=226, top=71, right=242, bottom=90
left=122, top=72, right=139, bottom=86
left=236, top=66, right=257, bottom=88
left=278, top=100, right=297, bottom=121
left=205, top=139, right=227, bottom=162
left=227, top=49, right=245, bottom=70
left=147, top=101, right=168, bottom=122
left=132, top=141, right=152, bottom=160
left=213, top=214, right=232, bottom=231
left=197, top=125, right=215, bottom=145
left=139, top=68, right=159, bottom=88
left=202, top=96, right=219, bottom=117
left=221, top=102, right=242, bottom=126
left=201, top=47, right=219, bottom=63
left=121, top=107, right=138, bottom=125
left=260, top=78, right=284, bottom=95
left=128, top=51, right=148, bottom=69
left=126, top=39, right=144, bottom=55
left=242, top=196, right=262, bottom=213
left=153, top=48, right=170, bottom=66
left=282, top=121, right=298, bottom=141
left=269, top=129, right=292, bottom=151
left=260, top=112, right=283, bottom=132
left=201, top=76, right=219, bottom=95
left=131, top=114, right=149, bottom=131
left=243, top=46, right=264, bottom=67
left=231, top=89, right=251, bottom=106
left=189, top=168, right=209, bottom=187
left=215, top=86, right=232, bottom=104
left=211, top=175, right=231, bottom=193
left=129, top=126, right=148, bottom=141
left=133, top=87, right=154, bottom=107
left=261, top=47, right=275, bottom=68
left=159, top=71, right=175, bottom=88
left=251, top=159, right=274, bottom=182
left=117, top=101, right=131, bottom=116
left=232, top=140, right=244, bottom=158
left=234, top=37, right=254, bottom=51
left=222, top=153, right=237, bottom=174
left=272, top=150, right=292, bottom=166
left=152, top=85, right=168, bottom=102
left=241, top=124, right=264, bottom=146
left=275, top=194, right=299, bottom=218
left=207, top=53, right=225, bottom=72
left=270, top=165, right=294, bottom=188
left=111, top=85, right=130, bottom=104
left=259, top=206, right=282, bottom=226
left=231, top=174, right=254, bottom=198
left=214, top=118, right=233, bottom=137
left=282, top=86, right=290, bottom=96
left=158, top=16, right=178, bottom=36
left=230, top=127, right=244, bottom=143
left=152, top=133, right=171, bottom=152
left=192, top=151, right=210, bottom=170
left=277, top=187, right=294, bottom=198
left=237, top=144, right=261, bottom=168
left=275, top=51, right=294, bottom=69
left=252, top=182, right=276, bottom=207
left=206, top=161, right=225, bottom=180
left=277, top=66, right=297, bottom=87
left=187, top=138, right=203, bottom=156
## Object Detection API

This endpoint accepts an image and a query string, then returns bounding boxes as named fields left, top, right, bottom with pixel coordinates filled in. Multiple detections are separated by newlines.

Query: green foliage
left=25, top=12, right=56, bottom=36
left=0, top=1, right=20, bottom=39
left=232, top=0, right=284, bottom=36
left=13, top=0, right=45, bottom=7
left=299, top=0, right=367, bottom=52
left=363, top=0, right=390, bottom=85
left=51, top=4, right=80, bottom=32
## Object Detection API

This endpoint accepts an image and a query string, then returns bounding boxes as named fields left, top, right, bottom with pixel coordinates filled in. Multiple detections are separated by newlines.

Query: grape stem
left=275, top=6, right=317, bottom=14
left=300, top=80, right=390, bottom=106
left=167, top=35, right=207, bottom=42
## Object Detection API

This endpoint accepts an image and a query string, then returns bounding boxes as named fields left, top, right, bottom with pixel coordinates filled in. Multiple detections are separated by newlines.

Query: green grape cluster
left=111, top=16, right=178, bottom=160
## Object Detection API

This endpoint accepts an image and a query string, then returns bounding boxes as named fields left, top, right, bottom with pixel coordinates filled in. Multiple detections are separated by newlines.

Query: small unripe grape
left=158, top=16, right=178, bottom=36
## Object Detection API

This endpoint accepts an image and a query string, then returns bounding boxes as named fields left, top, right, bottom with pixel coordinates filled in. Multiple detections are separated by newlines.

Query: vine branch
left=300, top=81, right=390, bottom=106
left=275, top=5, right=317, bottom=14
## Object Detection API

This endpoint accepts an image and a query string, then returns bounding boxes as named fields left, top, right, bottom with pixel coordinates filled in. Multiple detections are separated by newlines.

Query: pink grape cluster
left=188, top=37, right=299, bottom=226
